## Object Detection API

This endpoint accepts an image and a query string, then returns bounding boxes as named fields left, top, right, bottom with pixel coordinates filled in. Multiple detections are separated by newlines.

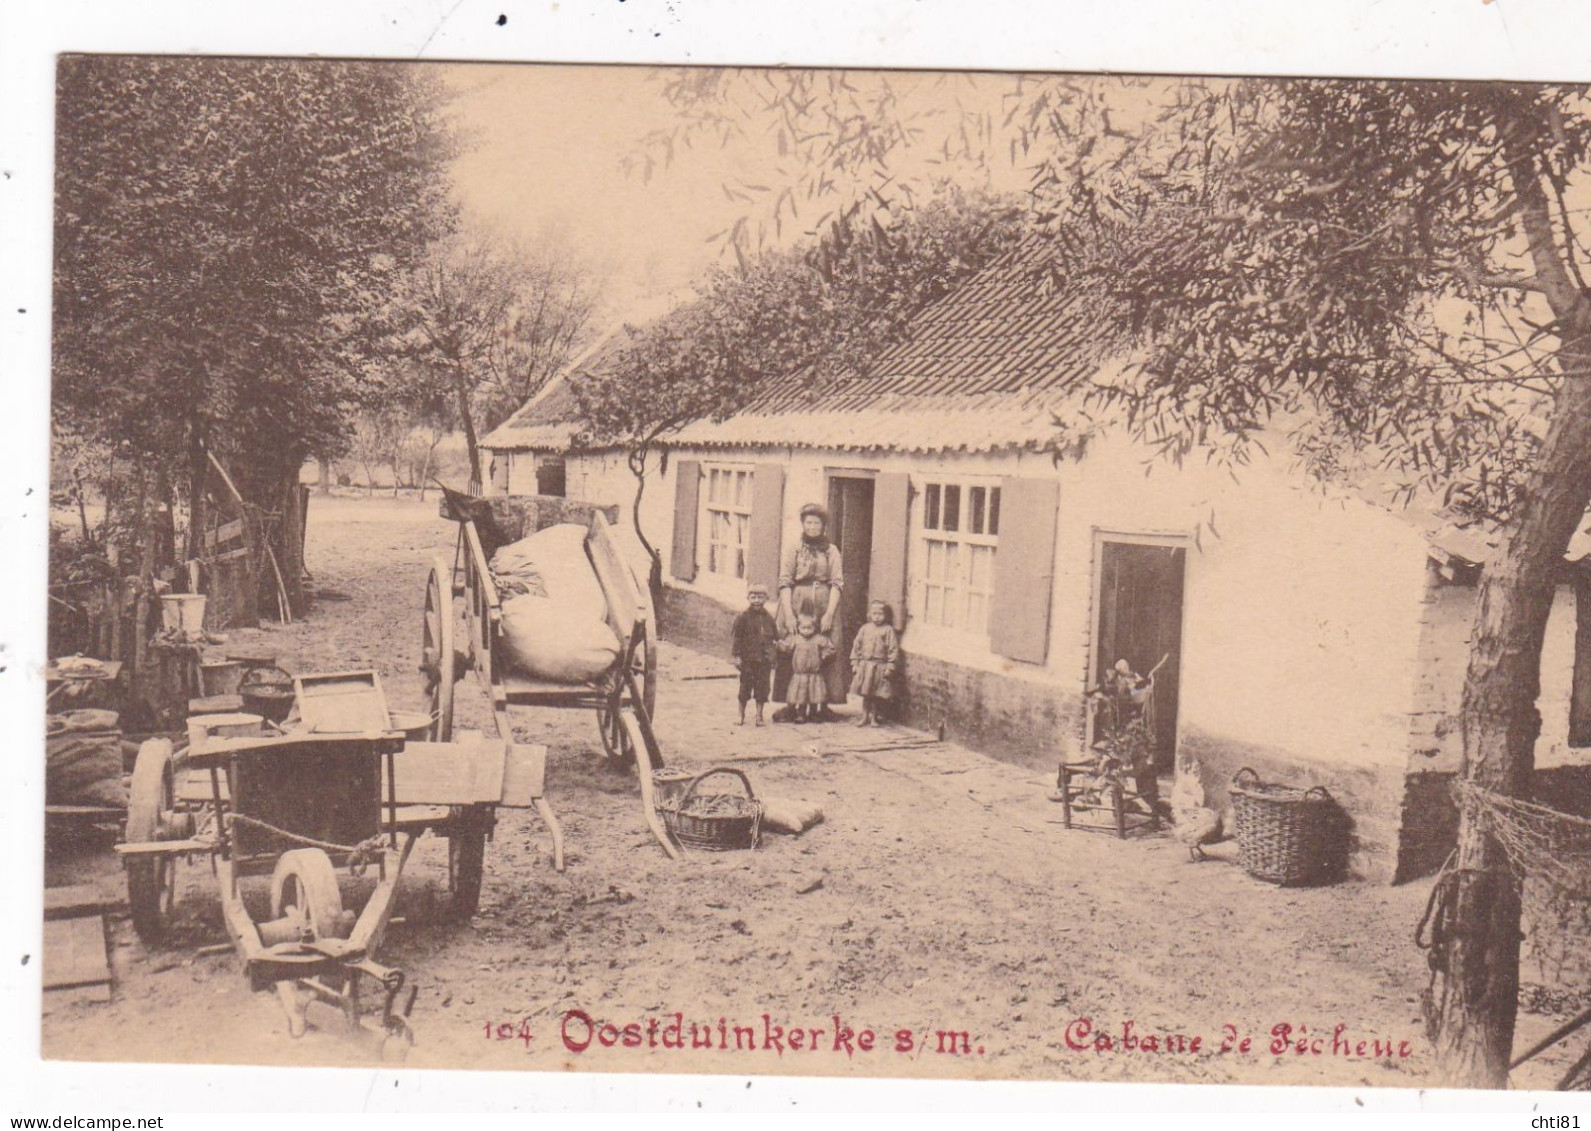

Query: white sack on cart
left=492, top=524, right=618, bottom=683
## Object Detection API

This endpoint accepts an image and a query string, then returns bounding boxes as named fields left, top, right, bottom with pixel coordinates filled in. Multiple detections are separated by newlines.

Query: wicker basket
left=663, top=767, right=763, bottom=851
left=651, top=765, right=697, bottom=811
left=1228, top=767, right=1340, bottom=886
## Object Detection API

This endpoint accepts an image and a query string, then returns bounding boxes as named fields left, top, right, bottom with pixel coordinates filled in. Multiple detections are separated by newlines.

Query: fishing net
left=1455, top=780, right=1591, bottom=903
left=1446, top=780, right=1591, bottom=1089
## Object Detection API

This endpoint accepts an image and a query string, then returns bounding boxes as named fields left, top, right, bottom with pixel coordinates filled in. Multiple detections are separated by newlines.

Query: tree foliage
left=53, top=55, right=458, bottom=501
left=573, top=185, right=1025, bottom=452
left=398, top=230, right=602, bottom=485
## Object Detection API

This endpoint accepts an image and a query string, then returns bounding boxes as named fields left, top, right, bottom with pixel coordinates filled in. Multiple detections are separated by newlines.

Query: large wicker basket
left=662, top=767, right=763, bottom=852
left=1228, top=767, right=1341, bottom=886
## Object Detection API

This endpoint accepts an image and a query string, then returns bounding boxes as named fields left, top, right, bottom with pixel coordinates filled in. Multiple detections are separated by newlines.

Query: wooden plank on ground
left=44, top=886, right=105, bottom=920
left=43, top=915, right=109, bottom=992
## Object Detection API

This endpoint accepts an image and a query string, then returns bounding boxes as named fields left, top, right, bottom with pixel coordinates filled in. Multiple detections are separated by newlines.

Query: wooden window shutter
left=1571, top=575, right=1591, bottom=747
left=989, top=477, right=1060, bottom=664
left=670, top=459, right=701, bottom=581
left=746, top=463, right=786, bottom=592
left=869, top=473, right=911, bottom=629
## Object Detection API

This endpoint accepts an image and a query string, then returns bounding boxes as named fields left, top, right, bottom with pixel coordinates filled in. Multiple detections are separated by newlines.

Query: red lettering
left=857, top=1029, right=875, bottom=1052
left=661, top=1013, right=684, bottom=1050
left=1269, top=1023, right=1292, bottom=1056
left=1399, top=1040, right=1412, bottom=1059
left=597, top=1022, right=620, bottom=1047
left=832, top=1015, right=856, bottom=1056
left=762, top=1015, right=786, bottom=1056
left=622, top=1023, right=642, bottom=1048
left=789, top=1027, right=805, bottom=1051
left=561, top=1010, right=593, bottom=1053
left=894, top=1029, right=915, bottom=1054
left=1064, top=1018, right=1093, bottom=1051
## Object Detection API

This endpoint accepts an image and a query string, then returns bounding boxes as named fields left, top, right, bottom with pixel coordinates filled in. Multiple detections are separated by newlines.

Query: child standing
left=730, top=584, right=778, bottom=726
left=849, top=599, right=900, bottom=726
left=778, top=614, right=835, bottom=723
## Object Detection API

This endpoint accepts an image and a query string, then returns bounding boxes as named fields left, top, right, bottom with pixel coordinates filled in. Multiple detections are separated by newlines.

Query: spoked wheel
left=421, top=557, right=456, bottom=742
left=595, top=695, right=638, bottom=765
left=270, top=848, right=350, bottom=941
left=126, top=739, right=179, bottom=943
left=446, top=806, right=489, bottom=919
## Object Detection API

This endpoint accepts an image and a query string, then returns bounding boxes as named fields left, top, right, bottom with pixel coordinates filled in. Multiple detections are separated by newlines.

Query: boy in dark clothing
left=731, top=584, right=778, bottom=726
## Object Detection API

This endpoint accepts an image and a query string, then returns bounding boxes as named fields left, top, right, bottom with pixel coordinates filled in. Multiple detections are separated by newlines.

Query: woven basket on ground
left=1228, top=767, right=1341, bottom=886
left=662, top=767, right=762, bottom=851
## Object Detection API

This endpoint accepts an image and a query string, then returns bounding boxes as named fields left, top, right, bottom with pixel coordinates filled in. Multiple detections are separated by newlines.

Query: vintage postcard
left=15, top=2, right=1591, bottom=1113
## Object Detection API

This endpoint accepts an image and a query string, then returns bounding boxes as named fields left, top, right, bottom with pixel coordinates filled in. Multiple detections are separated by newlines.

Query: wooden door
left=1095, top=540, right=1186, bottom=770
left=827, top=476, right=876, bottom=689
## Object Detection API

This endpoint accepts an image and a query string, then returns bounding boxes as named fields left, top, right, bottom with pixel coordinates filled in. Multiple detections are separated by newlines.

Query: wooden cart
left=425, top=502, right=676, bottom=861
left=115, top=726, right=549, bottom=1049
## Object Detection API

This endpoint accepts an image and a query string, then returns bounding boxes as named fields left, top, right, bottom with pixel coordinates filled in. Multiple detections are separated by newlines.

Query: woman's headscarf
left=799, top=502, right=830, bottom=549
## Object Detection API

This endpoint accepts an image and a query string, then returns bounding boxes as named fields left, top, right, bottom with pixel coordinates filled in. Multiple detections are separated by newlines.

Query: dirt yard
left=40, top=494, right=1581, bottom=1090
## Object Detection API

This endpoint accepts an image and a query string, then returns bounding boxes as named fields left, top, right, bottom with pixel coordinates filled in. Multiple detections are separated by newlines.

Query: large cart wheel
left=421, top=557, right=456, bottom=742
left=270, top=848, right=350, bottom=940
left=126, top=739, right=178, bottom=943
left=447, top=807, right=489, bottom=919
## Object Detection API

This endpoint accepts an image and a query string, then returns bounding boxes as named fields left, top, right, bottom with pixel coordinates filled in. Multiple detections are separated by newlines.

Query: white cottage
left=481, top=251, right=1591, bottom=883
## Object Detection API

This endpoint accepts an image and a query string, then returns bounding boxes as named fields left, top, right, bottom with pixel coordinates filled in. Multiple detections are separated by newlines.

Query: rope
left=224, top=814, right=387, bottom=874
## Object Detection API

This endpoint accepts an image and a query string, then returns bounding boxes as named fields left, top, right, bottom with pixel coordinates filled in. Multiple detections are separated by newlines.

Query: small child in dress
left=777, top=614, right=835, bottom=724
left=849, top=599, right=900, bottom=726
left=730, top=584, right=778, bottom=726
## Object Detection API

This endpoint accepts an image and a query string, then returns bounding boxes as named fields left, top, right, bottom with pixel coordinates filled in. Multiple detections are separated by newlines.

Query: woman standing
left=774, top=502, right=846, bottom=720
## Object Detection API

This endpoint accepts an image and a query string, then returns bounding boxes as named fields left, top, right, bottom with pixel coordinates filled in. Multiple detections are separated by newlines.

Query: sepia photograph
left=13, top=0, right=1591, bottom=1113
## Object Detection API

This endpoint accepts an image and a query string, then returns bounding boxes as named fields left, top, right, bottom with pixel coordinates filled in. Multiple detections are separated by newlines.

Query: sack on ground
left=761, top=795, right=824, bottom=835
left=46, top=712, right=125, bottom=808
left=499, top=594, right=620, bottom=684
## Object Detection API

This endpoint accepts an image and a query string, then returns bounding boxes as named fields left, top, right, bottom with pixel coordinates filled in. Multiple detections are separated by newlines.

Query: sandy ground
left=39, top=494, right=1584, bottom=1090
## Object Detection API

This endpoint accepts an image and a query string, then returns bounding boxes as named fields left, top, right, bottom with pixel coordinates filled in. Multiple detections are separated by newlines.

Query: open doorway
left=1092, top=536, right=1187, bottom=773
left=827, top=473, right=876, bottom=691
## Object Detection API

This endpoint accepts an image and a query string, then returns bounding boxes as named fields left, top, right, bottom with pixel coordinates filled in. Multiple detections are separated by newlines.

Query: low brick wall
left=659, top=585, right=739, bottom=661
left=891, top=652, right=1082, bottom=776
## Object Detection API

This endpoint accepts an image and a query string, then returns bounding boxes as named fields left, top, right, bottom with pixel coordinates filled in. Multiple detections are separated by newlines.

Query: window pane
left=925, top=484, right=941, bottom=530
left=969, top=545, right=990, bottom=589
left=989, top=487, right=1001, bottom=536
left=736, top=471, right=750, bottom=506
left=970, top=486, right=986, bottom=535
left=943, top=485, right=961, bottom=533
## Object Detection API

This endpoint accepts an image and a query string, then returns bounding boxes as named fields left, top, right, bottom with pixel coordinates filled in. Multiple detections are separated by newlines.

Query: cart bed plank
left=43, top=915, right=110, bottom=992
left=177, top=740, right=547, bottom=807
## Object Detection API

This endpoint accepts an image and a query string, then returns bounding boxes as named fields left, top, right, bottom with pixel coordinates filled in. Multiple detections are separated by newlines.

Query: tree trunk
left=627, top=446, right=665, bottom=625
left=185, top=425, right=208, bottom=563
left=318, top=458, right=332, bottom=495
left=274, top=472, right=308, bottom=617
left=455, top=366, right=483, bottom=490
left=1435, top=365, right=1591, bottom=1087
